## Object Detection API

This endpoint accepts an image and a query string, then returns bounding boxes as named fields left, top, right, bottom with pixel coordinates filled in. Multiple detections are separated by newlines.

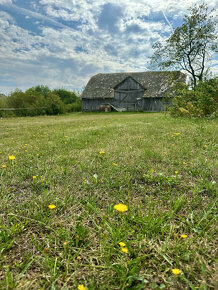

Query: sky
left=0, top=0, right=217, bottom=94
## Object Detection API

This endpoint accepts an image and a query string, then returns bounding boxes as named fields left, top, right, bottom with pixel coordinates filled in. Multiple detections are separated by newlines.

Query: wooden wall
left=82, top=97, right=171, bottom=112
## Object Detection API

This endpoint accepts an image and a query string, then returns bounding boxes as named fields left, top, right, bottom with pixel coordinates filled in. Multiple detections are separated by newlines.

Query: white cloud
left=0, top=0, right=13, bottom=4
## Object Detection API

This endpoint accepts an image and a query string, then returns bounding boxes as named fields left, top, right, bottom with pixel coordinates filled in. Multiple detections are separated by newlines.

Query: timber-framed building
left=81, top=71, right=186, bottom=112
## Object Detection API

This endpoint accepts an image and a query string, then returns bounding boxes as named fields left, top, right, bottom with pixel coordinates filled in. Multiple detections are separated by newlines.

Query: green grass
left=0, top=112, right=217, bottom=290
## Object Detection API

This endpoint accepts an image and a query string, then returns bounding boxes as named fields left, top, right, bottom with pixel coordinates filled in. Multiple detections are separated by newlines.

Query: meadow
left=0, top=112, right=217, bottom=290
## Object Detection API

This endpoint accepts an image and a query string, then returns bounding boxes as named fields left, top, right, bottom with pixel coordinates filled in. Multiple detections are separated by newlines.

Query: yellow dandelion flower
left=99, top=151, right=105, bottom=154
left=113, top=163, right=118, bottom=166
left=119, top=242, right=126, bottom=247
left=78, top=285, right=86, bottom=290
left=63, top=241, right=68, bottom=245
left=76, top=235, right=79, bottom=240
left=172, top=268, right=181, bottom=275
left=114, top=203, right=128, bottom=213
left=48, top=204, right=56, bottom=210
left=174, top=133, right=181, bottom=135
left=2, top=164, right=6, bottom=168
left=32, top=176, right=37, bottom=179
left=180, top=234, right=188, bottom=239
left=9, top=155, right=15, bottom=160
left=175, top=171, right=178, bottom=174
left=121, top=247, right=129, bottom=253
left=64, top=136, right=68, bottom=138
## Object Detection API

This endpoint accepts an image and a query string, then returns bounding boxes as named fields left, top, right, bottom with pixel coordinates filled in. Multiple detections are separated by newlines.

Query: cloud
left=97, top=3, right=123, bottom=33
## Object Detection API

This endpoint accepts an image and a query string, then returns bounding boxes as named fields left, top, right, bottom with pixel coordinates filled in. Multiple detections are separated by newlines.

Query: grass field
left=0, top=112, right=217, bottom=290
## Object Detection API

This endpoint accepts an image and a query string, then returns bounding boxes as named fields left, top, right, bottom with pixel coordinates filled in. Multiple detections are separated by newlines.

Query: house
left=81, top=71, right=186, bottom=112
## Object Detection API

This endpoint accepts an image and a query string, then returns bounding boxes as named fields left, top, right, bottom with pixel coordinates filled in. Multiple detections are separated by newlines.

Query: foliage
left=168, top=78, right=218, bottom=117
left=0, top=86, right=81, bottom=117
left=150, top=4, right=217, bottom=86
left=53, top=88, right=79, bottom=104
left=0, top=113, right=217, bottom=289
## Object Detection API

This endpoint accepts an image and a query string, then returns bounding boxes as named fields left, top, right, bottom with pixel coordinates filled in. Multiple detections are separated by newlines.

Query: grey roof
left=81, top=71, right=186, bottom=99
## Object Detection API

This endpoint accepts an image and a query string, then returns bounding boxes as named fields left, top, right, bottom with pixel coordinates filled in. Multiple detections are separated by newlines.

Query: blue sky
left=0, top=0, right=217, bottom=94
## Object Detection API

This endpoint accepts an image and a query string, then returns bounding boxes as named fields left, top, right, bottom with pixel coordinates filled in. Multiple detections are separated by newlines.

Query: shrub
left=45, top=93, right=66, bottom=115
left=1, top=86, right=81, bottom=117
left=7, top=89, right=46, bottom=117
left=168, top=78, right=218, bottom=117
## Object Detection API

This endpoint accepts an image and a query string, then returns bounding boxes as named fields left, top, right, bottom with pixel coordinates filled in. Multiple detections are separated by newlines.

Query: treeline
left=168, top=78, right=218, bottom=118
left=0, top=85, right=81, bottom=117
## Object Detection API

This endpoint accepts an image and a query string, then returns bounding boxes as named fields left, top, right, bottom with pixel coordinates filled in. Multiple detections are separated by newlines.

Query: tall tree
left=150, top=4, right=217, bottom=86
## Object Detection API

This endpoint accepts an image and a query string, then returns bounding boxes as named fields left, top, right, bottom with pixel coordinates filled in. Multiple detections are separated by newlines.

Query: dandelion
left=48, top=204, right=56, bottom=210
left=9, top=155, right=15, bottom=160
left=180, top=234, right=188, bottom=239
left=172, top=268, right=181, bottom=275
left=99, top=150, right=105, bottom=154
left=78, top=285, right=86, bottom=290
left=76, top=234, right=79, bottom=240
left=114, top=203, right=128, bottom=213
left=175, top=171, right=178, bottom=174
left=2, top=164, right=6, bottom=168
left=63, top=241, right=68, bottom=245
left=174, top=133, right=181, bottom=135
left=64, top=136, right=68, bottom=138
left=121, top=247, right=129, bottom=253
left=119, top=242, right=126, bottom=247
left=32, top=176, right=37, bottom=179
left=113, top=163, right=118, bottom=166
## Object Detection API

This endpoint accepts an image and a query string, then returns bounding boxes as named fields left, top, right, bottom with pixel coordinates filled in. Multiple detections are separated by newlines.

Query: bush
left=53, top=89, right=81, bottom=112
left=168, top=78, right=218, bottom=117
left=45, top=93, right=66, bottom=115
left=0, top=86, right=81, bottom=117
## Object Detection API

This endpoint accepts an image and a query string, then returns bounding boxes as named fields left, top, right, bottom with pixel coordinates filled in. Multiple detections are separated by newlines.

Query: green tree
left=45, top=93, right=66, bottom=115
left=52, top=89, right=79, bottom=104
left=150, top=4, right=217, bottom=86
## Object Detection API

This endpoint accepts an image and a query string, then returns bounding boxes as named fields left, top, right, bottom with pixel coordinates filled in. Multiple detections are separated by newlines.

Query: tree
left=150, top=4, right=217, bottom=87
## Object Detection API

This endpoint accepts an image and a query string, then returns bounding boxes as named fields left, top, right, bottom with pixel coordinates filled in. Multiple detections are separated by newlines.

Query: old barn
left=81, top=71, right=186, bottom=112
